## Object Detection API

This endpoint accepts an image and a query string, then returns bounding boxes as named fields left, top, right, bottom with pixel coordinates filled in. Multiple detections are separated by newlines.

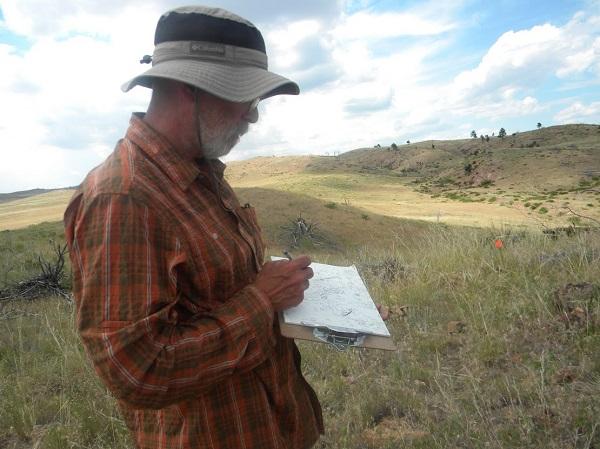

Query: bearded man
left=64, top=6, right=323, bottom=449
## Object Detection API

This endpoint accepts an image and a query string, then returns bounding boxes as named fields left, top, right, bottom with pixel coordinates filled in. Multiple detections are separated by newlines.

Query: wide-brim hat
left=121, top=6, right=299, bottom=102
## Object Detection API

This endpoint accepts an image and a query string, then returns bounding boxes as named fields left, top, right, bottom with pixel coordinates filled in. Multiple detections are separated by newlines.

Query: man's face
left=196, top=91, right=259, bottom=159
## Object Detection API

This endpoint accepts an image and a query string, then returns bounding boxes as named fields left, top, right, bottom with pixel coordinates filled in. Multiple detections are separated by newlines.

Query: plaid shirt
left=64, top=113, right=323, bottom=449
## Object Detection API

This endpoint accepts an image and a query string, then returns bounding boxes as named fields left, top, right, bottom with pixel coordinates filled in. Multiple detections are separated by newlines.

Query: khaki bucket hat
left=121, top=6, right=300, bottom=102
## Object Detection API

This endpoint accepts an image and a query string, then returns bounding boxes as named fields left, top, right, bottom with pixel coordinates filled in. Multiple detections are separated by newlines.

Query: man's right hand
left=254, top=256, right=313, bottom=312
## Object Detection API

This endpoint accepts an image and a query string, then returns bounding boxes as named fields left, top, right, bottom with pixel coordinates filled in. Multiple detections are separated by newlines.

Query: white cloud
left=267, top=20, right=323, bottom=69
left=332, top=11, right=455, bottom=41
left=554, top=101, right=600, bottom=123
left=451, top=24, right=562, bottom=96
left=0, top=1, right=599, bottom=193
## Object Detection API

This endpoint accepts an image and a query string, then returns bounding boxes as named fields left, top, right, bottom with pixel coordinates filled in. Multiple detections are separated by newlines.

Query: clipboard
left=273, top=258, right=396, bottom=351
left=279, top=314, right=396, bottom=351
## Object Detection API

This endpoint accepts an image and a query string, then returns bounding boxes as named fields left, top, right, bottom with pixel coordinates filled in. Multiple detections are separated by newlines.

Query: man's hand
left=255, top=256, right=313, bottom=312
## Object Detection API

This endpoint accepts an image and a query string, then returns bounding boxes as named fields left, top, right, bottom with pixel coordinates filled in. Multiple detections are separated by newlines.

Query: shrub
left=324, top=202, right=337, bottom=209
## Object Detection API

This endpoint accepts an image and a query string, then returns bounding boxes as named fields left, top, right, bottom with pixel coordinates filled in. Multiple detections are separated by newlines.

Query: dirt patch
left=360, top=417, right=429, bottom=447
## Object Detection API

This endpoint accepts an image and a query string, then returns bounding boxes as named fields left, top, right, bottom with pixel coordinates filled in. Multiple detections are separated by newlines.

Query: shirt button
left=212, top=233, right=218, bottom=240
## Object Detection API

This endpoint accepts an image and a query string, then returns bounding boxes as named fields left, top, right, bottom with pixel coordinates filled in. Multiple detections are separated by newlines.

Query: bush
left=324, top=202, right=337, bottom=209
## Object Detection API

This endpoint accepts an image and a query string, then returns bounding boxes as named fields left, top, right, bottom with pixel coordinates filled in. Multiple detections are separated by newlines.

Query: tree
left=485, top=135, right=490, bottom=142
left=470, top=130, right=477, bottom=138
left=480, top=135, right=484, bottom=142
left=391, top=143, right=398, bottom=151
left=537, top=122, right=542, bottom=129
left=406, top=140, right=410, bottom=144
left=498, top=128, right=506, bottom=139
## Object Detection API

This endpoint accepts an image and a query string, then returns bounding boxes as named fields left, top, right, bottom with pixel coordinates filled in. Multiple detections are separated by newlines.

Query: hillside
left=0, top=124, right=598, bottom=231
left=227, top=124, right=600, bottom=229
left=0, top=190, right=74, bottom=231
left=0, top=188, right=65, bottom=204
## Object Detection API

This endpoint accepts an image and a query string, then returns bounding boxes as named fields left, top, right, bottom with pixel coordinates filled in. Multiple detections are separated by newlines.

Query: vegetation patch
left=1, top=206, right=600, bottom=449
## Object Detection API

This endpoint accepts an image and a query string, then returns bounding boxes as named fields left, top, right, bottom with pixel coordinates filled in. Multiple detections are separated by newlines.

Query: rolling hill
left=1, top=124, right=598, bottom=232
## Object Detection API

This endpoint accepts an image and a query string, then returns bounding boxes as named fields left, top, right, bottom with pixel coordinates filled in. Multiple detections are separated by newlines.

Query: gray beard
left=200, top=121, right=249, bottom=160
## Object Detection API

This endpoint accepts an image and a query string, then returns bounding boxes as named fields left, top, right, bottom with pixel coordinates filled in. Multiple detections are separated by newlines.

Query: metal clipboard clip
left=313, top=327, right=366, bottom=351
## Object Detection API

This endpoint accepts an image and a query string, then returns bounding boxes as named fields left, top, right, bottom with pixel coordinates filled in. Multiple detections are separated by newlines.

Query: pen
left=283, top=250, right=293, bottom=261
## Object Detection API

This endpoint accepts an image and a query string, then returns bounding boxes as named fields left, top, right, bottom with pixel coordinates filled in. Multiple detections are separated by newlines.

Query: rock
left=552, top=282, right=599, bottom=328
left=553, top=367, right=577, bottom=385
left=447, top=320, right=466, bottom=334
left=391, top=305, right=409, bottom=318
left=376, top=304, right=390, bottom=321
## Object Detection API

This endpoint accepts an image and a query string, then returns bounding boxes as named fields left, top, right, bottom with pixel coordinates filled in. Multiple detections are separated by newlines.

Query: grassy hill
left=227, top=124, right=600, bottom=229
left=0, top=188, right=68, bottom=204
left=0, top=190, right=74, bottom=231
left=1, top=123, right=598, bottom=232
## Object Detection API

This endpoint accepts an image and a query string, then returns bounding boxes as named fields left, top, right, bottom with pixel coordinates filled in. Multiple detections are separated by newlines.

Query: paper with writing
left=272, top=258, right=391, bottom=337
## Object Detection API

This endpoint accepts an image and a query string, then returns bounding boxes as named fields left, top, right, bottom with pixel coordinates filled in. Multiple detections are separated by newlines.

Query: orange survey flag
left=495, top=239, right=504, bottom=249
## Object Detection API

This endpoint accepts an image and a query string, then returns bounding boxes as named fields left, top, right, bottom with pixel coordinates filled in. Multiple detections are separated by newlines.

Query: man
left=64, top=6, right=323, bottom=449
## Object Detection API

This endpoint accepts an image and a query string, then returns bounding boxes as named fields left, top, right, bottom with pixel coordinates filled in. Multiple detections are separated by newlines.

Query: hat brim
left=121, top=59, right=299, bottom=102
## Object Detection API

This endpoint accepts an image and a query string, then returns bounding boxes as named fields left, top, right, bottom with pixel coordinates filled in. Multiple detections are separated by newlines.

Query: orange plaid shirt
left=64, top=113, right=323, bottom=449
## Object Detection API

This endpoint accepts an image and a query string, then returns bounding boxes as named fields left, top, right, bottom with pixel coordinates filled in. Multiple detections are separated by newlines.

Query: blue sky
left=0, top=0, right=599, bottom=192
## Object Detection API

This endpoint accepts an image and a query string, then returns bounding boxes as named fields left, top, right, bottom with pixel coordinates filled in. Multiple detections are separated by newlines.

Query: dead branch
left=564, top=206, right=600, bottom=227
left=0, top=241, right=72, bottom=303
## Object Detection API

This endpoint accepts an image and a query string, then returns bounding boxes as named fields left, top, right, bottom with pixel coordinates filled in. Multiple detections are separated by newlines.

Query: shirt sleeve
left=65, top=192, right=276, bottom=409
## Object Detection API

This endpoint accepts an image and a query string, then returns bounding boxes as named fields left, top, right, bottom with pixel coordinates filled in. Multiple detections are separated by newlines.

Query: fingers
left=255, top=255, right=314, bottom=312
left=287, top=255, right=311, bottom=269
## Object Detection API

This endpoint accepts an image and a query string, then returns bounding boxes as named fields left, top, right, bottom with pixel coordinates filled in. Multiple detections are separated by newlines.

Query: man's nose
left=243, top=106, right=259, bottom=124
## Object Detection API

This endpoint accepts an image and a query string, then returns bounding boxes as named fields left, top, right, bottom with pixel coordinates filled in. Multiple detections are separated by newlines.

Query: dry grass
left=0, top=123, right=598, bottom=447
left=1, top=220, right=599, bottom=449
left=0, top=191, right=74, bottom=231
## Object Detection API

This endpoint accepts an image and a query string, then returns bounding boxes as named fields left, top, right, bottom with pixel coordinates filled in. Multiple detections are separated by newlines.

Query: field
left=0, top=191, right=74, bottom=231
left=0, top=124, right=599, bottom=448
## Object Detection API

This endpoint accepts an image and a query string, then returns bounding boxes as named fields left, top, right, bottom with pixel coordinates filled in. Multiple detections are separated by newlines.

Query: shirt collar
left=125, top=113, right=201, bottom=190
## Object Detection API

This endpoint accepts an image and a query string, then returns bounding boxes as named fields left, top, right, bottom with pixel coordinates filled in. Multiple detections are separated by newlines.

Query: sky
left=0, top=0, right=599, bottom=193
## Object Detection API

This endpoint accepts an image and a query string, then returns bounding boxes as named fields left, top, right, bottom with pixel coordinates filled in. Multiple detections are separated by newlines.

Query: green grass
left=1, top=221, right=599, bottom=448
left=0, top=222, right=66, bottom=290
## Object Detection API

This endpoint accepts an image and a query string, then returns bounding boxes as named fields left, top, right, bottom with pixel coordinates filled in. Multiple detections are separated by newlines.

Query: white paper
left=272, top=258, right=391, bottom=337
